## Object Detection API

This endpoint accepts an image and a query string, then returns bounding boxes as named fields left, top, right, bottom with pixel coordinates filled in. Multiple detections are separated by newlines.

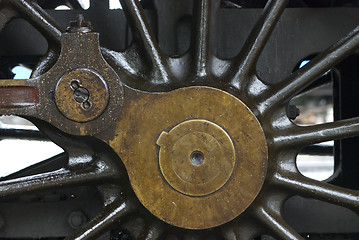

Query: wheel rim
left=0, top=0, right=358, bottom=239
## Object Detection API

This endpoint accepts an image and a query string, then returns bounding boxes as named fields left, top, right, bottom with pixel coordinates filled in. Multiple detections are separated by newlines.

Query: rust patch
left=0, top=86, right=39, bottom=108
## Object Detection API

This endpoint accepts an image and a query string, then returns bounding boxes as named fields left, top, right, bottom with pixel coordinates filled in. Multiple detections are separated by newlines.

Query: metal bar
left=100, top=48, right=138, bottom=77
left=0, top=86, right=39, bottom=108
left=192, top=0, right=212, bottom=78
left=9, top=0, right=63, bottom=44
left=31, top=48, right=60, bottom=77
left=66, top=200, right=133, bottom=240
left=274, top=172, right=359, bottom=212
left=221, top=219, right=259, bottom=240
left=119, top=0, right=170, bottom=84
left=296, top=69, right=335, bottom=97
left=0, top=165, right=117, bottom=198
left=258, top=25, right=359, bottom=114
left=0, top=6, right=18, bottom=32
left=273, top=117, right=359, bottom=147
left=222, top=224, right=241, bottom=240
left=254, top=206, right=304, bottom=240
left=0, top=129, right=47, bottom=141
left=142, top=223, right=164, bottom=240
left=230, top=0, right=288, bottom=89
left=0, top=79, right=40, bottom=116
left=2, top=153, right=66, bottom=180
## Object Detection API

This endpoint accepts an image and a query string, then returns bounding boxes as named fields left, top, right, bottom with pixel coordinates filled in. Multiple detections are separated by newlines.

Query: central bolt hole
left=73, top=87, right=89, bottom=103
left=190, top=150, right=205, bottom=166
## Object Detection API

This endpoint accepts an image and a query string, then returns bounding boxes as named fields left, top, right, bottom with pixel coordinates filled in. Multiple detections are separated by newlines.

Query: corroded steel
left=105, top=86, right=268, bottom=229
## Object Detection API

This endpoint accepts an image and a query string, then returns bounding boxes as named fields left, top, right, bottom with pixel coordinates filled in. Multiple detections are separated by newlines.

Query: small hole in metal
left=190, top=150, right=205, bottom=166
left=70, top=80, right=80, bottom=90
left=83, top=101, right=91, bottom=109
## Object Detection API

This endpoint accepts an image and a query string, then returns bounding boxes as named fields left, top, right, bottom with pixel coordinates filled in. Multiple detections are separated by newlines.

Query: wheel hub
left=157, top=119, right=236, bottom=197
left=108, top=86, right=268, bottom=229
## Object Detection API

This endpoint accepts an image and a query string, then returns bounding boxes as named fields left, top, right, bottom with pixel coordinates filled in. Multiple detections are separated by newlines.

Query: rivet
left=68, top=211, right=86, bottom=229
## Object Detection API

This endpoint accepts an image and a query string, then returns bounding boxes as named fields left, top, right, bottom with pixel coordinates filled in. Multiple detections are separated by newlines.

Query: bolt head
left=68, top=211, right=86, bottom=229
left=66, top=14, right=93, bottom=33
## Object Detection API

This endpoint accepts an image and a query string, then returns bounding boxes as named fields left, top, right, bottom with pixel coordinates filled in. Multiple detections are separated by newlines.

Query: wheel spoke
left=254, top=206, right=304, bottom=240
left=258, top=25, right=359, bottom=114
left=101, top=48, right=138, bottom=77
left=119, top=0, right=170, bottom=83
left=273, top=118, right=359, bottom=147
left=29, top=118, right=96, bottom=167
left=31, top=48, right=61, bottom=77
left=222, top=225, right=240, bottom=240
left=231, top=0, right=288, bottom=88
left=143, top=222, right=164, bottom=240
left=2, top=153, right=67, bottom=180
left=0, top=163, right=117, bottom=198
left=273, top=172, right=359, bottom=212
left=8, top=0, right=63, bottom=44
left=222, top=220, right=257, bottom=240
left=0, top=6, right=18, bottom=32
left=66, top=199, right=133, bottom=240
left=0, top=129, right=47, bottom=141
left=192, top=0, right=213, bottom=77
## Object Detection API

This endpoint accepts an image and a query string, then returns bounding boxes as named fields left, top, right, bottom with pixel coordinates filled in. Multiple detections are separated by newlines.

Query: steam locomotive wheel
left=0, top=0, right=358, bottom=239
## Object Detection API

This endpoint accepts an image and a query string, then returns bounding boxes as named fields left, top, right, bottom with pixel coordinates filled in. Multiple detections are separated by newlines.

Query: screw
left=68, top=211, right=86, bottom=229
left=70, top=80, right=91, bottom=108
left=288, top=104, right=300, bottom=120
left=73, top=87, right=90, bottom=103
left=66, top=14, right=93, bottom=33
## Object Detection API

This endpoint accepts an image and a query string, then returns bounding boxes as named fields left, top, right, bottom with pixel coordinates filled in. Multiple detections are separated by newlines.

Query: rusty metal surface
left=0, top=86, right=39, bottom=108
